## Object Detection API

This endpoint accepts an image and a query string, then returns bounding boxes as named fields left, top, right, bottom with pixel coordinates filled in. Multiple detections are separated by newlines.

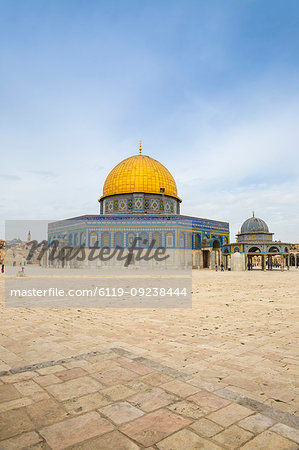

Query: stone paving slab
left=0, top=348, right=298, bottom=449
left=1, top=271, right=298, bottom=410
left=0, top=270, right=298, bottom=448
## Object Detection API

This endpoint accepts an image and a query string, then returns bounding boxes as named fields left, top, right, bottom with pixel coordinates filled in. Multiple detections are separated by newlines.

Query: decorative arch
left=80, top=232, right=85, bottom=246
left=166, top=232, right=174, bottom=248
left=89, top=232, right=98, bottom=248
left=153, top=232, right=161, bottom=248
left=114, top=231, right=123, bottom=247
left=140, top=231, right=148, bottom=248
left=179, top=232, right=185, bottom=248
left=212, top=239, right=220, bottom=249
left=127, top=232, right=135, bottom=247
left=248, top=246, right=261, bottom=253
left=194, top=234, right=201, bottom=249
left=101, top=232, right=110, bottom=248
left=269, top=246, right=280, bottom=253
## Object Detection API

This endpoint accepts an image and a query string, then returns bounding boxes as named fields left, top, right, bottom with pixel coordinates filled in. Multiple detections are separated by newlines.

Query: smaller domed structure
left=237, top=212, right=272, bottom=242
left=221, top=211, right=291, bottom=271
left=241, top=213, right=269, bottom=234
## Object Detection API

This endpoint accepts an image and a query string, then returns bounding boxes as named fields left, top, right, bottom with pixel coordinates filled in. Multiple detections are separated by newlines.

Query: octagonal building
left=222, top=213, right=291, bottom=270
left=47, top=144, right=229, bottom=268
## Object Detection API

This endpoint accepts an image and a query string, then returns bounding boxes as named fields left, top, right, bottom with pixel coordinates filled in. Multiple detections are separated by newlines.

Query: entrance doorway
left=203, top=250, right=209, bottom=268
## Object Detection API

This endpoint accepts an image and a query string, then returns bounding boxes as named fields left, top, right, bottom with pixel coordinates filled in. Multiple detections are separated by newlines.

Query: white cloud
left=1, top=68, right=298, bottom=243
left=175, top=90, right=299, bottom=242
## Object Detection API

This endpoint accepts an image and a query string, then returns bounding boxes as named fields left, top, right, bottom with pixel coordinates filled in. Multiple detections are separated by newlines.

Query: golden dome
left=99, top=153, right=180, bottom=201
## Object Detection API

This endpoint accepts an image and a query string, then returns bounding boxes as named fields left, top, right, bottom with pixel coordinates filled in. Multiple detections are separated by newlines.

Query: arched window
left=140, top=232, right=148, bottom=248
left=195, top=234, right=201, bottom=249
left=114, top=231, right=123, bottom=247
left=89, top=232, right=98, bottom=247
left=187, top=233, right=192, bottom=248
left=153, top=232, right=161, bottom=248
left=180, top=232, right=185, bottom=248
left=102, top=232, right=110, bottom=248
left=68, top=234, right=73, bottom=246
left=127, top=232, right=135, bottom=247
left=80, top=232, right=85, bottom=246
left=166, top=232, right=174, bottom=248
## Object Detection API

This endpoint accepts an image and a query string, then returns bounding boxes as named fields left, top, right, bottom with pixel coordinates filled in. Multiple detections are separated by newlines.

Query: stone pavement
left=0, top=348, right=298, bottom=449
left=0, top=269, right=298, bottom=448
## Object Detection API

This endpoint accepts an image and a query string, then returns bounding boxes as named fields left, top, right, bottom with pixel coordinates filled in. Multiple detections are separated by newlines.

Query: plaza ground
left=0, top=269, right=298, bottom=448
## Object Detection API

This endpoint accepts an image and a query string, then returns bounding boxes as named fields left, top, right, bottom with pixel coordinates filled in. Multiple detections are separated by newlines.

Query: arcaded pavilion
left=47, top=143, right=229, bottom=268
left=221, top=213, right=291, bottom=271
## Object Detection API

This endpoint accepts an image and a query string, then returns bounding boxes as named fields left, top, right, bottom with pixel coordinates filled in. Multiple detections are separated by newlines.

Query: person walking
left=1, top=264, right=4, bottom=273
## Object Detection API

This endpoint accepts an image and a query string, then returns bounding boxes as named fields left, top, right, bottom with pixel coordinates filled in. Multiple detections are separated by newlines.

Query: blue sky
left=1, top=0, right=299, bottom=241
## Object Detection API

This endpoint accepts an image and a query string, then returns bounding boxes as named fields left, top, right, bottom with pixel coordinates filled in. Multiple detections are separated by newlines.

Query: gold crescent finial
left=139, top=140, right=142, bottom=155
